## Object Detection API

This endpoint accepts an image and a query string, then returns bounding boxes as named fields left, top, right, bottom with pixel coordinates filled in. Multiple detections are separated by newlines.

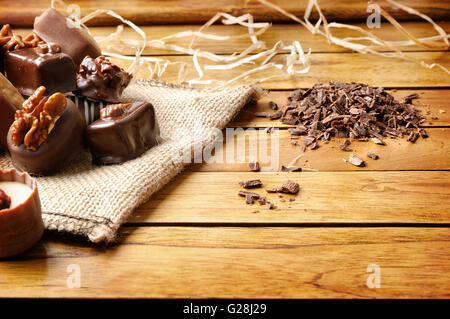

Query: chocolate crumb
left=277, top=180, right=300, bottom=194
left=371, top=137, right=386, bottom=145
left=266, top=188, right=278, bottom=193
left=266, top=202, right=276, bottom=210
left=289, top=198, right=295, bottom=202
left=348, top=154, right=366, bottom=167
left=366, top=152, right=379, bottom=160
left=419, top=128, right=428, bottom=138
left=280, top=199, right=286, bottom=202
left=269, top=101, right=279, bottom=110
left=251, top=210, right=259, bottom=214
left=406, top=132, right=419, bottom=143
left=258, top=197, right=267, bottom=205
left=239, top=179, right=263, bottom=189
left=238, top=190, right=260, bottom=200
left=248, top=161, right=260, bottom=172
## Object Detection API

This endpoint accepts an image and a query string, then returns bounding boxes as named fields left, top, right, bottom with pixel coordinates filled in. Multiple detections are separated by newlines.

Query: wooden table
left=0, top=1, right=449, bottom=299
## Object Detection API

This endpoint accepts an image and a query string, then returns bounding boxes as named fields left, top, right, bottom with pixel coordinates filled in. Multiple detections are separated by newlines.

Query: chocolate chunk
left=248, top=161, right=260, bottom=172
left=4, top=46, right=76, bottom=96
left=301, top=136, right=315, bottom=146
left=289, top=198, right=295, bottom=202
left=246, top=196, right=255, bottom=204
left=34, top=8, right=101, bottom=67
left=265, top=188, right=278, bottom=193
left=239, top=179, right=263, bottom=189
left=87, top=102, right=160, bottom=165
left=269, top=110, right=283, bottom=120
left=269, top=101, right=278, bottom=110
left=280, top=165, right=302, bottom=172
left=348, top=154, right=366, bottom=167
left=371, top=137, right=386, bottom=145
left=366, top=152, right=379, bottom=160
left=406, top=132, right=419, bottom=143
left=277, top=180, right=300, bottom=194
left=7, top=94, right=84, bottom=176
left=258, top=197, right=267, bottom=205
left=403, top=93, right=419, bottom=104
left=75, top=56, right=132, bottom=103
left=418, top=128, right=428, bottom=138
left=0, top=73, right=24, bottom=148
left=266, top=202, right=276, bottom=209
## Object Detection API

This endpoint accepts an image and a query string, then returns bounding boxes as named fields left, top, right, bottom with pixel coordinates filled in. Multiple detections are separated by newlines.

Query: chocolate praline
left=7, top=98, right=85, bottom=176
left=87, top=102, right=160, bottom=165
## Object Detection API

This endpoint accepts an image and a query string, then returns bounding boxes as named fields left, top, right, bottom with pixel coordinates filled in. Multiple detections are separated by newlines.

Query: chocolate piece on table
left=34, top=8, right=101, bottom=67
left=0, top=73, right=24, bottom=148
left=0, top=169, right=44, bottom=258
left=75, top=56, right=132, bottom=103
left=4, top=44, right=77, bottom=96
left=7, top=87, right=84, bottom=176
left=68, top=95, right=107, bottom=126
left=87, top=102, right=160, bottom=165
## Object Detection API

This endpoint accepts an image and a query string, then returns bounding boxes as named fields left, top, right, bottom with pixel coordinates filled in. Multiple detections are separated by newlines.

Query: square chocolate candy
left=4, top=44, right=76, bottom=96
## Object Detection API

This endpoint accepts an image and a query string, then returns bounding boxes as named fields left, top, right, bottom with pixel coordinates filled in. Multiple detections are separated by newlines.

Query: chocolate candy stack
left=1, top=8, right=160, bottom=176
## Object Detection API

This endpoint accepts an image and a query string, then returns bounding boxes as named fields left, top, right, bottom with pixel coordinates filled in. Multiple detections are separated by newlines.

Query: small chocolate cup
left=0, top=169, right=44, bottom=258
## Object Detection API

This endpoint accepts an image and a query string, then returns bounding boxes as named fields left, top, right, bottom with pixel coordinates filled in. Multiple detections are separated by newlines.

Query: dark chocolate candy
left=34, top=8, right=101, bottom=67
left=4, top=44, right=76, bottom=96
left=0, top=73, right=24, bottom=148
left=87, top=102, right=160, bottom=165
left=75, top=56, right=132, bottom=103
left=7, top=98, right=85, bottom=176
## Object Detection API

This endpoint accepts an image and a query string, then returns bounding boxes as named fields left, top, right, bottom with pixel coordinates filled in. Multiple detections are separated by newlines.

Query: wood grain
left=0, top=227, right=448, bottom=298
left=15, top=21, right=448, bottom=56
left=129, top=171, right=450, bottom=224
left=109, top=51, right=450, bottom=89
left=2, top=0, right=449, bottom=26
left=231, top=89, right=450, bottom=128
left=187, top=128, right=450, bottom=172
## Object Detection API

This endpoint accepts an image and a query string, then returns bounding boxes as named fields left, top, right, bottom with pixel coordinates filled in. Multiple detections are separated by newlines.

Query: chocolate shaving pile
left=280, top=82, right=427, bottom=145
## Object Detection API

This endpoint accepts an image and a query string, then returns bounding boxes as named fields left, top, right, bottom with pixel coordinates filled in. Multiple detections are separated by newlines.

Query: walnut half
left=10, top=86, right=67, bottom=151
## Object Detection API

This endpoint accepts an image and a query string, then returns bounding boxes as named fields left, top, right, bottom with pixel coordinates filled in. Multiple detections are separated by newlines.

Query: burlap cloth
left=0, top=80, right=263, bottom=243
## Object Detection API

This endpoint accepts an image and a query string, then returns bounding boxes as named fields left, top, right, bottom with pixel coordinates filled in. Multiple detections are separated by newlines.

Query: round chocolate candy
left=0, top=169, right=44, bottom=258
left=7, top=98, right=85, bottom=176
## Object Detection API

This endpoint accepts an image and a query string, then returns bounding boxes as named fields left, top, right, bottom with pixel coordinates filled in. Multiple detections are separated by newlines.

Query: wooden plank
left=109, top=51, right=450, bottom=89
left=187, top=128, right=450, bottom=172
left=15, top=21, right=450, bottom=55
left=2, top=0, right=449, bottom=26
left=129, top=171, right=450, bottom=224
left=230, top=89, right=450, bottom=128
left=0, top=227, right=448, bottom=298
